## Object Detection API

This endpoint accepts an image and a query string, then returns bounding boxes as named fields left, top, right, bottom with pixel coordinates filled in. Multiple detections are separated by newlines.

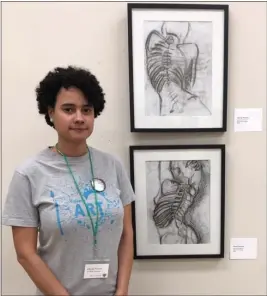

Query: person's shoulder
left=14, top=148, right=50, bottom=177
left=90, top=146, right=123, bottom=167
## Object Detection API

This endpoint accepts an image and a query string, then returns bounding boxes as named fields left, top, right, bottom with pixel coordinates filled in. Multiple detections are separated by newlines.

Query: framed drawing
left=130, top=145, right=225, bottom=259
left=127, top=3, right=229, bottom=132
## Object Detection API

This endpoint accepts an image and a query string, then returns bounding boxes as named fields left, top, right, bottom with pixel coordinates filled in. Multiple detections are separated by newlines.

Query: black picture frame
left=129, top=144, right=225, bottom=259
left=127, top=3, right=229, bottom=132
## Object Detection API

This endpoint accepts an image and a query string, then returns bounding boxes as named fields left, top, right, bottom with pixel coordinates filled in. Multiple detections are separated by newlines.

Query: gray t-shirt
left=2, top=146, right=135, bottom=296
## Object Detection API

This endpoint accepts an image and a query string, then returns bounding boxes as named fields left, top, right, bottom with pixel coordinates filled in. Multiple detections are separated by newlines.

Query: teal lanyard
left=55, top=144, right=100, bottom=253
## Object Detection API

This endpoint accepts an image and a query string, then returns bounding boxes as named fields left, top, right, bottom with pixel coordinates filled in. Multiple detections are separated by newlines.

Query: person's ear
left=48, top=107, right=54, bottom=122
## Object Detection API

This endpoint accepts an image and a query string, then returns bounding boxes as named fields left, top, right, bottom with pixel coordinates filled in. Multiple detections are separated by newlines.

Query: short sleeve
left=2, top=171, right=39, bottom=227
left=115, top=158, right=136, bottom=206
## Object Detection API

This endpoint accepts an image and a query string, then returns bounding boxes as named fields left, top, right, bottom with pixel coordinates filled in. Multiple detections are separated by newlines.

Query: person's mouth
left=70, top=128, right=87, bottom=131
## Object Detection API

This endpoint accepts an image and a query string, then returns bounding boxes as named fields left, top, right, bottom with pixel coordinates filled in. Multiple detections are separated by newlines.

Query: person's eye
left=64, top=108, right=74, bottom=113
left=83, top=108, right=93, bottom=114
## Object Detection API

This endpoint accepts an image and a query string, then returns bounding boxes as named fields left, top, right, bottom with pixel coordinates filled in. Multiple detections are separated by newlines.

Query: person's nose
left=74, top=110, right=85, bottom=123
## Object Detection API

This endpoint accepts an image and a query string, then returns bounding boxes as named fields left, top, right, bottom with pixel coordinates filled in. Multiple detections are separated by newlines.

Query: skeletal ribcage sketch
left=144, top=21, right=212, bottom=116
left=146, top=159, right=210, bottom=245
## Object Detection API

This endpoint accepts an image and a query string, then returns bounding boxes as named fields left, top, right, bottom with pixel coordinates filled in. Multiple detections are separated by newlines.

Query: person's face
left=49, top=87, right=95, bottom=143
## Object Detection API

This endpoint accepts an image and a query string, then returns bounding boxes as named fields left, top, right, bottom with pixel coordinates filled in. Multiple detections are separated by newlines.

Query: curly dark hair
left=35, top=65, right=106, bottom=127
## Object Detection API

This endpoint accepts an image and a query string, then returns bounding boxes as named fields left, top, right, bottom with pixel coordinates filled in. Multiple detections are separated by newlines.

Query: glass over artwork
left=128, top=3, right=228, bottom=132
left=146, top=159, right=210, bottom=245
left=130, top=145, right=225, bottom=259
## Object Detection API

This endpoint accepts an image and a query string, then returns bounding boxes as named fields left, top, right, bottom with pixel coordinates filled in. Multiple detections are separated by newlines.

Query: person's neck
left=55, top=140, right=88, bottom=157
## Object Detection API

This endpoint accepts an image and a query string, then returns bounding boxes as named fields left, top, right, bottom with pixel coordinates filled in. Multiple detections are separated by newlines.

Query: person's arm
left=12, top=226, right=69, bottom=296
left=115, top=204, right=134, bottom=296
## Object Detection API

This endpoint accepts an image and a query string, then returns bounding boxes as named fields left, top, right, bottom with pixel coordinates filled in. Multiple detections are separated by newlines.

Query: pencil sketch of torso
left=149, top=160, right=210, bottom=245
left=145, top=21, right=212, bottom=116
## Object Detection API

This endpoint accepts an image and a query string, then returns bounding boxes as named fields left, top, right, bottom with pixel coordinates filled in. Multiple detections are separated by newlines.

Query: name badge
left=83, top=260, right=109, bottom=279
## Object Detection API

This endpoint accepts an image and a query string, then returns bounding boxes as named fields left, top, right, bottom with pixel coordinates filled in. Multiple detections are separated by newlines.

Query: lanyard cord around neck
left=55, top=144, right=100, bottom=248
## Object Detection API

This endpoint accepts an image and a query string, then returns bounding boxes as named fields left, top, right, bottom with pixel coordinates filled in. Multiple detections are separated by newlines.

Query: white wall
left=0, top=2, right=2, bottom=294
left=1, top=2, right=266, bottom=295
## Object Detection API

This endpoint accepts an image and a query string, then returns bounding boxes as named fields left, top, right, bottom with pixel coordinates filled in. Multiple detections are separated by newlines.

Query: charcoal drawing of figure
left=146, top=160, right=210, bottom=245
left=144, top=21, right=212, bottom=116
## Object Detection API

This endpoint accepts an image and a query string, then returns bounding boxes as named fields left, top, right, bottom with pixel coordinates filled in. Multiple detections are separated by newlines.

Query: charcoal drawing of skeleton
left=150, top=160, right=210, bottom=244
left=145, top=21, right=212, bottom=116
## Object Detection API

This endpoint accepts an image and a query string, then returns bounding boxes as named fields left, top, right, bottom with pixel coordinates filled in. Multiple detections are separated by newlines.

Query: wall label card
left=230, top=238, right=258, bottom=260
left=234, top=108, right=263, bottom=132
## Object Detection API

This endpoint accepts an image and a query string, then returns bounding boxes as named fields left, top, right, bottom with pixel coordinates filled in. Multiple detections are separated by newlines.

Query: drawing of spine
left=153, top=180, right=198, bottom=244
left=152, top=160, right=205, bottom=244
left=175, top=186, right=196, bottom=222
left=174, top=160, right=202, bottom=222
left=145, top=22, right=199, bottom=115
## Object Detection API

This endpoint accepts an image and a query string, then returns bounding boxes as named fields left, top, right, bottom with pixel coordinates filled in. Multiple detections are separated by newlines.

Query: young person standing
left=2, top=66, right=135, bottom=296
